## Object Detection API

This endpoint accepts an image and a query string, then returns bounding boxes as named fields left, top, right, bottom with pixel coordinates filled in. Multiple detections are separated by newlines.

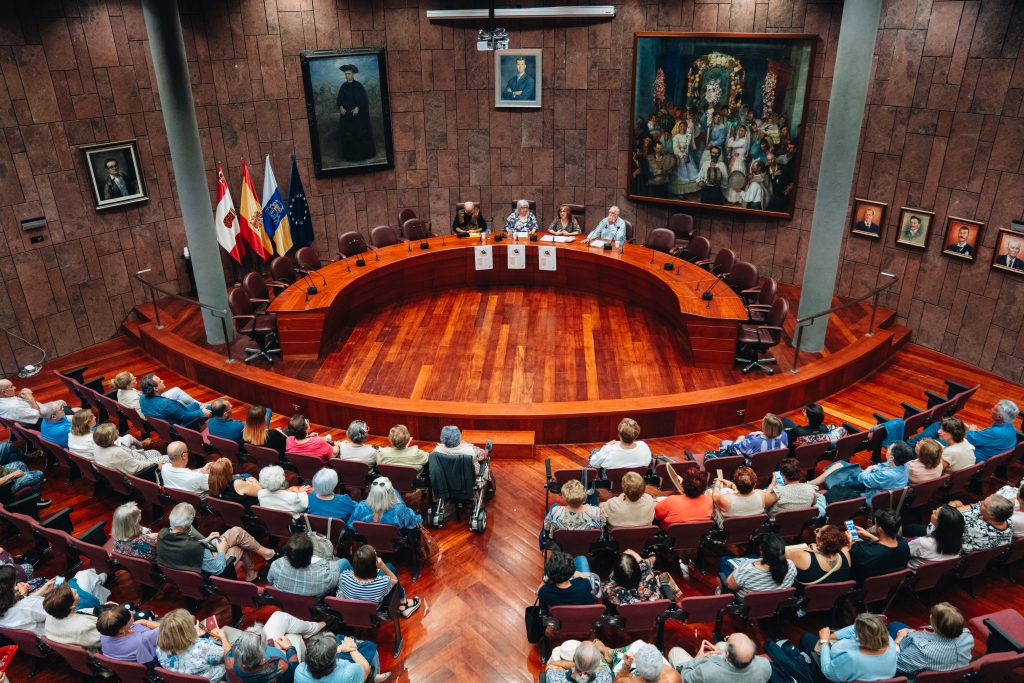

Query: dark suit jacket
left=996, top=255, right=1024, bottom=270
left=853, top=221, right=879, bottom=235
left=946, top=242, right=974, bottom=256
left=157, top=527, right=206, bottom=572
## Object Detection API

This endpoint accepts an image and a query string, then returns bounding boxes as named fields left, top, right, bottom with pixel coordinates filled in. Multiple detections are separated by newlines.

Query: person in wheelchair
left=427, top=426, right=494, bottom=533
left=431, top=425, right=488, bottom=474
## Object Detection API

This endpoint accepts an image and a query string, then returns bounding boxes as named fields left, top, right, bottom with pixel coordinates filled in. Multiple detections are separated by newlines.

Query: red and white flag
left=214, top=163, right=244, bottom=263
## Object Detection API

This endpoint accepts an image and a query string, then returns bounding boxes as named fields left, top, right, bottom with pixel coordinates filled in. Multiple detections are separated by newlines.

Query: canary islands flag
left=262, top=155, right=293, bottom=255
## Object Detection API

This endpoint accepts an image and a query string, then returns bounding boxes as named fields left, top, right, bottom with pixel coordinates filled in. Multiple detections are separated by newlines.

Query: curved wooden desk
left=268, top=236, right=747, bottom=368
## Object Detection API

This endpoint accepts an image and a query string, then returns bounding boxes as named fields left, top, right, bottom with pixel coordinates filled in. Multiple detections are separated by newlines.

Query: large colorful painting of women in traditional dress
left=628, top=33, right=815, bottom=218
left=300, top=48, right=395, bottom=177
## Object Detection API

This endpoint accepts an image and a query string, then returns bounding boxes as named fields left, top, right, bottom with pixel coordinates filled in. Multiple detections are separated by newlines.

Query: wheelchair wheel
left=470, top=509, right=487, bottom=533
left=484, top=478, right=496, bottom=500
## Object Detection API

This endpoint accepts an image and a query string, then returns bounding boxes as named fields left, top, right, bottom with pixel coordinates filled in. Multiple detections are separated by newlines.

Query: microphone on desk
left=441, top=232, right=446, bottom=246
left=300, top=271, right=319, bottom=295
left=649, top=246, right=656, bottom=264
left=407, top=239, right=412, bottom=253
left=345, top=257, right=351, bottom=272
left=702, top=270, right=727, bottom=302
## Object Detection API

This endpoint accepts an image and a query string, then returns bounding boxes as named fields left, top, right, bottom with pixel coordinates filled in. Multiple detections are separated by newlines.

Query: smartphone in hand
left=844, top=520, right=859, bottom=541
left=53, top=576, right=65, bottom=587
left=0, top=645, right=18, bottom=672
left=716, top=469, right=723, bottom=481
left=773, top=471, right=785, bottom=487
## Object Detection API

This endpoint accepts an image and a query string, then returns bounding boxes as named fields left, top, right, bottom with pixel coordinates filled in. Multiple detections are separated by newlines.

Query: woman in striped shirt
left=337, top=544, right=421, bottom=618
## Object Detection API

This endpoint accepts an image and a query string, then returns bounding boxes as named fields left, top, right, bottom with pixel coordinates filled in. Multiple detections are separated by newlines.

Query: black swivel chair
left=735, top=297, right=789, bottom=375
left=228, top=287, right=281, bottom=364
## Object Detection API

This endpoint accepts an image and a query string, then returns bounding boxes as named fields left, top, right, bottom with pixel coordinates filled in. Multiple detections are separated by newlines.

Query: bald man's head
left=724, top=633, right=756, bottom=669
left=0, top=380, right=13, bottom=393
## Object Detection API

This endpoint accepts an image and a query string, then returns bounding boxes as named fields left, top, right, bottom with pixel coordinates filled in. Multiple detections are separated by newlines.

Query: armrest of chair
left=231, top=314, right=255, bottom=323
left=983, top=617, right=1024, bottom=654
left=842, top=422, right=861, bottom=435
left=741, top=286, right=762, bottom=296
left=135, top=463, right=159, bottom=482
left=77, top=520, right=107, bottom=546
left=900, top=402, right=923, bottom=418
left=683, top=449, right=696, bottom=462
left=924, top=390, right=946, bottom=409
left=872, top=412, right=890, bottom=424
left=943, top=379, right=971, bottom=398
left=747, top=304, right=771, bottom=312
left=4, top=491, right=41, bottom=518
left=266, top=280, right=290, bottom=291
left=694, top=259, right=713, bottom=267
left=42, top=506, right=74, bottom=533
left=756, top=326, right=783, bottom=345
left=248, top=297, right=271, bottom=305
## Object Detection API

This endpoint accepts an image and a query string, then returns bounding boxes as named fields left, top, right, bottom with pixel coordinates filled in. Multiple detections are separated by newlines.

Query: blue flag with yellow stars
left=287, top=154, right=314, bottom=248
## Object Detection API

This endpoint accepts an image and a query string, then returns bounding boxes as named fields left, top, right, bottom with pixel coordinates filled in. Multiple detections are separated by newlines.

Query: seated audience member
left=712, top=466, right=768, bottom=524
left=787, top=524, right=852, bottom=586
left=908, top=504, right=964, bottom=569
left=545, top=640, right=613, bottom=683
left=1013, top=484, right=1024, bottom=539
left=112, top=501, right=159, bottom=562
left=257, top=465, right=308, bottom=518
left=0, top=567, right=108, bottom=636
left=582, top=206, right=627, bottom=245
left=0, top=453, right=44, bottom=498
left=94, top=422, right=167, bottom=475
left=949, top=493, right=1014, bottom=552
left=600, top=471, right=655, bottom=528
left=337, top=544, right=421, bottom=618
left=243, top=404, right=288, bottom=458
left=908, top=437, right=944, bottom=485
left=452, top=200, right=488, bottom=237
left=545, top=479, right=606, bottom=534
left=206, top=398, right=245, bottom=445
left=848, top=509, right=910, bottom=581
left=268, top=532, right=341, bottom=597
left=602, top=549, right=661, bottom=606
left=295, top=631, right=390, bottom=683
left=224, top=627, right=299, bottom=682
left=0, top=545, right=33, bottom=582
left=888, top=602, right=973, bottom=676
left=207, top=457, right=261, bottom=509
left=0, top=434, right=25, bottom=468
left=547, top=204, right=583, bottom=235
left=161, top=441, right=211, bottom=495
left=158, top=502, right=274, bottom=580
left=112, top=370, right=199, bottom=418
left=764, top=457, right=817, bottom=518
left=138, top=373, right=208, bottom=428
left=432, top=425, right=488, bottom=474
left=376, top=424, right=429, bottom=472
left=939, top=416, right=976, bottom=471
left=538, top=551, right=599, bottom=608
left=349, top=476, right=422, bottom=529
left=505, top=199, right=539, bottom=234
left=307, top=468, right=356, bottom=521
left=67, top=408, right=98, bottom=457
left=799, top=613, right=896, bottom=682
left=588, top=418, right=653, bottom=470
left=782, top=403, right=829, bottom=444
left=721, top=533, right=796, bottom=599
left=338, top=419, right=379, bottom=465
left=96, top=604, right=161, bottom=665
left=811, top=440, right=914, bottom=505
left=717, top=413, right=787, bottom=462
left=42, top=582, right=102, bottom=650
left=156, top=608, right=230, bottom=681
left=0, top=379, right=66, bottom=427
left=654, top=467, right=713, bottom=528
left=39, top=403, right=72, bottom=448
left=912, top=399, right=1019, bottom=461
left=668, top=633, right=771, bottom=682
left=600, top=641, right=679, bottom=682
left=286, top=414, right=340, bottom=463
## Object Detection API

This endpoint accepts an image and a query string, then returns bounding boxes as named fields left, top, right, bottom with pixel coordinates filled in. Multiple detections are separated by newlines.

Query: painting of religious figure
left=628, top=33, right=816, bottom=218
left=300, top=48, right=395, bottom=177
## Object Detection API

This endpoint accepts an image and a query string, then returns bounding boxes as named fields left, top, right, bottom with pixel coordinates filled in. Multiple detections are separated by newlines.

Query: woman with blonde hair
left=349, top=477, right=422, bottom=529
left=800, top=612, right=897, bottom=681
left=111, top=501, right=158, bottom=561
left=599, top=471, right=654, bottom=528
left=67, top=409, right=98, bottom=458
left=715, top=413, right=787, bottom=463
left=547, top=204, right=582, bottom=235
left=156, top=608, right=232, bottom=681
left=243, top=404, right=287, bottom=457
left=111, top=371, right=197, bottom=417
left=544, top=479, right=606, bottom=533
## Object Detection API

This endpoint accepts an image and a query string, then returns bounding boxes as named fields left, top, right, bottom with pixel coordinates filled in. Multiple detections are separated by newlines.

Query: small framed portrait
left=894, top=207, right=935, bottom=250
left=81, top=140, right=147, bottom=211
left=495, top=49, right=542, bottom=109
left=991, top=228, right=1024, bottom=275
left=850, top=198, right=887, bottom=239
left=941, top=216, right=984, bottom=262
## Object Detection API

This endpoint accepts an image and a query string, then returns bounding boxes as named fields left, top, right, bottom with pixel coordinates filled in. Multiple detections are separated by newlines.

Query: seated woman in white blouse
left=256, top=465, right=308, bottom=519
left=588, top=418, right=653, bottom=470
left=338, top=420, right=379, bottom=465
left=907, top=504, right=964, bottom=569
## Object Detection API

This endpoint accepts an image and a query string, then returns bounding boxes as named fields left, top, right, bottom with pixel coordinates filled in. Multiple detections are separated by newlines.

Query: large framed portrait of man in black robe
left=300, top=48, right=395, bottom=177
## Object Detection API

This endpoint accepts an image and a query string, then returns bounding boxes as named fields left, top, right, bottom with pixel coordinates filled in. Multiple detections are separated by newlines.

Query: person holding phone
left=156, top=608, right=231, bottom=680
left=763, top=457, right=817, bottom=519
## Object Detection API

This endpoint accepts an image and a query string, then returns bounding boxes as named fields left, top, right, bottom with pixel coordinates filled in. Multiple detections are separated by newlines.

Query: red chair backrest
left=295, top=246, right=322, bottom=271
left=605, top=466, right=650, bottom=493
left=951, top=384, right=980, bottom=413
left=371, top=225, right=401, bottom=248
left=616, top=599, right=672, bottom=632
left=305, top=513, right=347, bottom=549
left=686, top=236, right=711, bottom=261
left=720, top=514, right=769, bottom=545
left=146, top=416, right=175, bottom=443
left=756, top=277, right=777, bottom=306
left=702, top=455, right=744, bottom=479
left=946, top=462, right=984, bottom=496
left=228, top=287, right=256, bottom=319
left=402, top=218, right=432, bottom=241
left=553, top=467, right=599, bottom=485
left=265, top=586, right=320, bottom=620
left=823, top=497, right=866, bottom=525
left=861, top=569, right=911, bottom=608
left=729, top=261, right=759, bottom=291
left=331, top=460, right=371, bottom=496
left=112, top=551, right=162, bottom=588
left=1002, top=536, right=1024, bottom=566
left=244, top=444, right=281, bottom=469
left=206, top=496, right=247, bottom=528
left=163, top=486, right=205, bottom=510
left=655, top=461, right=701, bottom=491
left=69, top=536, right=115, bottom=576
left=978, top=449, right=1014, bottom=481
left=909, top=557, right=960, bottom=592
left=549, top=604, right=607, bottom=637
left=376, top=464, right=420, bottom=493
left=42, top=637, right=96, bottom=675
left=242, top=271, right=271, bottom=300
left=800, top=580, right=856, bottom=614
left=666, top=213, right=694, bottom=240
left=126, top=473, right=164, bottom=508
left=908, top=474, right=950, bottom=508
left=959, top=545, right=1005, bottom=579
left=551, top=528, right=602, bottom=556
left=678, top=593, right=734, bottom=623
left=794, top=440, right=832, bottom=472
left=609, top=525, right=660, bottom=553
left=397, top=208, right=417, bottom=225
left=158, top=564, right=208, bottom=600
left=176, top=424, right=208, bottom=456
left=742, top=587, right=796, bottom=620
left=870, top=487, right=909, bottom=510
left=269, top=256, right=297, bottom=283
left=324, top=596, right=379, bottom=628
left=0, top=626, right=47, bottom=657
left=252, top=505, right=295, bottom=543
left=68, top=451, right=99, bottom=483
left=912, top=664, right=975, bottom=682
left=352, top=521, right=401, bottom=553
left=666, top=520, right=716, bottom=553
left=766, top=297, right=789, bottom=327
left=833, top=431, right=866, bottom=461
left=210, top=575, right=263, bottom=610
left=338, top=230, right=369, bottom=258
left=155, top=667, right=213, bottom=682
left=713, top=248, right=736, bottom=273
left=36, top=525, right=73, bottom=559
left=286, top=452, right=325, bottom=484
left=749, top=448, right=787, bottom=484
left=644, top=227, right=676, bottom=253
left=207, top=434, right=241, bottom=468
left=772, top=507, right=817, bottom=540
left=94, top=461, right=131, bottom=496
left=973, top=651, right=1024, bottom=677
left=95, top=652, right=151, bottom=682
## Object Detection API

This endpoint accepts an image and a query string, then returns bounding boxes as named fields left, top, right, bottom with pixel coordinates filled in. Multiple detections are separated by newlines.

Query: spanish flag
left=238, top=159, right=272, bottom=261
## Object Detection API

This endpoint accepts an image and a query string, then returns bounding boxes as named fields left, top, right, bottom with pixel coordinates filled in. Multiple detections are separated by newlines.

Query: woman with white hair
left=545, top=640, right=613, bottom=683
left=431, top=425, right=487, bottom=475
left=224, top=629, right=303, bottom=681
left=295, top=630, right=390, bottom=683
left=257, top=465, right=308, bottom=518
left=337, top=420, right=379, bottom=465
left=504, top=199, right=539, bottom=234
left=111, top=501, right=159, bottom=561
left=307, top=468, right=356, bottom=521
left=348, top=477, right=422, bottom=529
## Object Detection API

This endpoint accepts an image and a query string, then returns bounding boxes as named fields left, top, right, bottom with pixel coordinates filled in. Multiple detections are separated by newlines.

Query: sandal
left=399, top=596, right=421, bottom=618
left=374, top=674, right=391, bottom=683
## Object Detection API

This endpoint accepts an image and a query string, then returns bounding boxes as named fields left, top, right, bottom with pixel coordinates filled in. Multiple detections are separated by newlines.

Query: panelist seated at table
left=504, top=199, right=539, bottom=234
left=548, top=204, right=582, bottom=235
left=452, top=201, right=488, bottom=238
left=582, top=206, right=627, bottom=245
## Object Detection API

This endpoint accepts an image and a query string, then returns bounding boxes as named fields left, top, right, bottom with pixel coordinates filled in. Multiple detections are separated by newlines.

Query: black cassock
left=336, top=80, right=376, bottom=162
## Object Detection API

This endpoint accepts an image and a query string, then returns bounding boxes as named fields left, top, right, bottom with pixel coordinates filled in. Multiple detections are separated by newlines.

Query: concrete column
left=142, top=0, right=232, bottom=344
left=795, top=0, right=883, bottom=353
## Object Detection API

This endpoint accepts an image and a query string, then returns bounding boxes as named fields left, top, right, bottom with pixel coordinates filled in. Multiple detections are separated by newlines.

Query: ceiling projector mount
left=477, top=27, right=509, bottom=51
left=426, top=6, right=615, bottom=51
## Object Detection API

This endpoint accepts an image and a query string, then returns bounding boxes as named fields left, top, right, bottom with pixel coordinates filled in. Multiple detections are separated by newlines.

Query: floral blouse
left=602, top=557, right=660, bottom=606
left=113, top=533, right=158, bottom=562
left=157, top=637, right=226, bottom=681
left=504, top=211, right=538, bottom=233
left=543, top=504, right=606, bottom=533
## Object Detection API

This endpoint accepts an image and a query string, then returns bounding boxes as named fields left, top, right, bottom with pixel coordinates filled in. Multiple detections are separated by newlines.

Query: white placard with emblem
left=474, top=245, right=493, bottom=270
left=507, top=245, right=526, bottom=269
left=538, top=245, right=557, bottom=271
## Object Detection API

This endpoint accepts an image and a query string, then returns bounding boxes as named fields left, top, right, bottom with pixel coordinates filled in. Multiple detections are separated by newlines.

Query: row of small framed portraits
left=850, top=198, right=1024, bottom=275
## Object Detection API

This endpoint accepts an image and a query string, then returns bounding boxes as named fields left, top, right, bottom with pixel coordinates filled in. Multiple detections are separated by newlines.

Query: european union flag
left=287, top=155, right=314, bottom=248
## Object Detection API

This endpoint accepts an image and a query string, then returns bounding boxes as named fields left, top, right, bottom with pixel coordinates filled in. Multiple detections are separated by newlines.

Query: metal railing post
left=219, top=315, right=234, bottom=363
left=866, top=291, right=880, bottom=337
left=791, top=324, right=804, bottom=374
left=135, top=268, right=234, bottom=364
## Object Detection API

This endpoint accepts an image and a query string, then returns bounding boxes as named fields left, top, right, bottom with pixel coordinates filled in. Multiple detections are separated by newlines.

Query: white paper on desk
left=538, top=246, right=557, bottom=271
left=589, top=239, right=607, bottom=248
left=474, top=245, right=493, bottom=270
left=540, top=235, right=576, bottom=243
left=507, top=244, right=526, bottom=269
left=513, top=231, right=531, bottom=240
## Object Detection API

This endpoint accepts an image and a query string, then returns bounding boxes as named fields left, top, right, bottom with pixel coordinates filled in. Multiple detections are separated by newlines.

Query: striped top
left=731, top=558, right=797, bottom=599
left=336, top=570, right=392, bottom=603
left=896, top=627, right=974, bottom=675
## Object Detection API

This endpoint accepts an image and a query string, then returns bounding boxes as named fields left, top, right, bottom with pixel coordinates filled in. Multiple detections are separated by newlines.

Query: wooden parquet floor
left=2, top=335, right=1023, bottom=681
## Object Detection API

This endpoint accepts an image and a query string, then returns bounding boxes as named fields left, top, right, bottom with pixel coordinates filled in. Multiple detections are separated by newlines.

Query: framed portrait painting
left=991, top=228, right=1024, bottom=275
left=627, top=32, right=816, bottom=219
left=894, top=207, right=934, bottom=250
left=495, top=49, right=542, bottom=108
left=300, top=48, right=395, bottom=177
left=941, top=216, right=984, bottom=262
left=850, top=198, right=886, bottom=239
left=81, top=140, right=148, bottom=211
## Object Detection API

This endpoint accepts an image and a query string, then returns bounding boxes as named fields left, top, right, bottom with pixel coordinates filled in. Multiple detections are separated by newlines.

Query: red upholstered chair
left=912, top=664, right=975, bottom=683
left=681, top=235, right=711, bottom=263
left=858, top=569, right=910, bottom=612
left=644, top=227, right=676, bottom=254
left=665, top=521, right=716, bottom=568
left=696, top=247, right=735, bottom=275
left=907, top=474, right=950, bottom=511
left=833, top=430, right=867, bottom=461
left=735, top=297, right=789, bottom=375
left=68, top=532, right=116, bottom=576
left=376, top=464, right=423, bottom=496
left=295, top=246, right=330, bottom=273
left=703, top=454, right=744, bottom=480
left=717, top=514, right=770, bottom=550
left=402, top=217, right=435, bottom=241
left=41, top=637, right=100, bottom=677
left=305, top=513, right=347, bottom=551
left=972, top=651, right=1024, bottom=678
left=967, top=608, right=1024, bottom=654
left=0, top=625, right=49, bottom=676
left=958, top=546, right=1007, bottom=597
left=206, top=496, right=247, bottom=530
left=733, top=587, right=796, bottom=636
left=351, top=520, right=420, bottom=580
left=609, top=525, right=660, bottom=553
left=95, top=653, right=150, bottom=682
left=245, top=443, right=282, bottom=469
left=156, top=667, right=214, bottom=682
left=794, top=439, right=832, bottom=475
left=93, top=461, right=132, bottom=497
left=265, top=585, right=322, bottom=620
left=547, top=604, right=607, bottom=639
left=869, top=487, right=909, bottom=511
left=674, top=594, right=734, bottom=642
left=242, top=271, right=286, bottom=313
left=946, top=462, right=984, bottom=498
left=338, top=230, right=370, bottom=259
left=118, top=404, right=151, bottom=437
left=550, top=528, right=602, bottom=557
left=664, top=213, right=694, bottom=251
left=158, top=564, right=210, bottom=611
left=286, top=451, right=326, bottom=484
left=126, top=473, right=165, bottom=521
left=163, top=486, right=207, bottom=514
left=228, top=286, right=281, bottom=364
left=176, top=423, right=210, bottom=461
left=325, top=591, right=404, bottom=658
left=330, top=459, right=371, bottom=498
left=749, top=448, right=787, bottom=486
left=371, top=224, right=403, bottom=247
left=269, top=255, right=299, bottom=283
left=67, top=450, right=100, bottom=494
left=112, top=551, right=162, bottom=603
left=623, top=219, right=635, bottom=243
left=727, top=261, right=759, bottom=296
left=207, top=434, right=242, bottom=469
left=907, top=557, right=960, bottom=602
left=397, top=208, right=417, bottom=225
left=210, top=576, right=265, bottom=626
left=772, top=507, right=817, bottom=542
left=614, top=599, right=673, bottom=649
left=252, top=505, right=296, bottom=545
left=747, top=277, right=778, bottom=322
left=799, top=580, right=856, bottom=627
left=604, top=465, right=651, bottom=493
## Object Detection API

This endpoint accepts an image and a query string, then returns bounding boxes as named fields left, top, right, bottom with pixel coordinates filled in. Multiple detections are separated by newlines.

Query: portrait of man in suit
left=942, top=218, right=983, bottom=261
left=101, top=157, right=137, bottom=200
left=994, top=236, right=1024, bottom=272
left=895, top=207, right=933, bottom=249
left=850, top=200, right=886, bottom=239
left=495, top=51, right=542, bottom=108
left=83, top=140, right=148, bottom=210
left=502, top=57, right=536, bottom=100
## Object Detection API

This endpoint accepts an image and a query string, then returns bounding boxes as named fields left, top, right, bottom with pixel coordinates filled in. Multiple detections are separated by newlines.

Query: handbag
left=657, top=572, right=681, bottom=600
left=302, top=514, right=338, bottom=561
left=524, top=601, right=544, bottom=643
left=418, top=527, right=439, bottom=560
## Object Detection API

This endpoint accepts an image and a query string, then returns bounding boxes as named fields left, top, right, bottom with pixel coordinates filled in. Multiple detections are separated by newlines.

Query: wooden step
left=462, top=429, right=535, bottom=460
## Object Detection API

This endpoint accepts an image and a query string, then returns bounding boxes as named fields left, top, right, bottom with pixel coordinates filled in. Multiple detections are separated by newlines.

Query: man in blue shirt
left=811, top=440, right=913, bottom=506
left=39, top=404, right=72, bottom=449
left=206, top=398, right=244, bottom=445
left=909, top=399, right=1018, bottom=460
left=138, top=373, right=208, bottom=428
left=582, top=206, right=627, bottom=244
